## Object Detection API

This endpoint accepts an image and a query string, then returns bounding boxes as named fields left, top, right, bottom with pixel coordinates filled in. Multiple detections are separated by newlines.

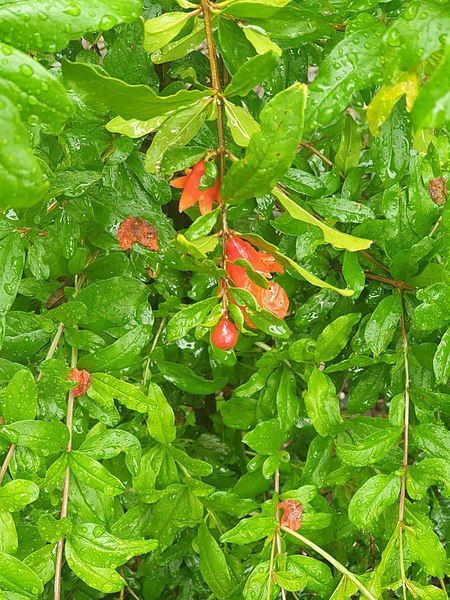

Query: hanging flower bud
left=117, top=217, right=159, bottom=251
left=68, top=368, right=91, bottom=398
left=211, top=317, right=239, bottom=350
left=171, top=160, right=220, bottom=215
left=277, top=499, right=303, bottom=531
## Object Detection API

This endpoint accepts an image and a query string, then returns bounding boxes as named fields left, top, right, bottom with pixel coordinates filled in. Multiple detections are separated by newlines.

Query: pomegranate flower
left=68, top=368, right=91, bottom=398
left=117, top=217, right=159, bottom=251
left=225, top=236, right=289, bottom=319
left=171, top=160, right=220, bottom=215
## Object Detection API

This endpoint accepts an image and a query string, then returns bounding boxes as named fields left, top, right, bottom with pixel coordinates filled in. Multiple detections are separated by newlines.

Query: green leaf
left=220, top=515, right=277, bottom=544
left=145, top=97, right=212, bottom=172
left=167, top=298, right=218, bottom=341
left=224, top=100, right=260, bottom=147
left=0, top=43, right=73, bottom=133
left=158, top=361, right=227, bottom=394
left=304, top=368, right=342, bottom=436
left=364, top=294, right=402, bottom=356
left=0, top=420, right=69, bottom=455
left=0, top=0, right=143, bottom=53
left=68, top=451, right=125, bottom=496
left=342, top=252, right=365, bottom=299
left=239, top=231, right=355, bottom=296
left=336, top=426, right=401, bottom=467
left=69, top=522, right=157, bottom=569
left=0, top=551, right=44, bottom=597
left=198, top=524, right=234, bottom=599
left=224, top=51, right=279, bottom=97
left=151, top=17, right=210, bottom=64
left=218, top=0, right=290, bottom=19
left=348, top=473, right=401, bottom=530
left=62, top=60, right=211, bottom=121
left=243, top=419, right=285, bottom=454
left=79, top=429, right=142, bottom=476
left=315, top=314, right=361, bottom=362
left=147, top=382, right=176, bottom=445
left=65, top=541, right=125, bottom=594
left=0, top=512, right=17, bottom=554
left=0, top=480, right=39, bottom=512
left=408, top=458, right=450, bottom=499
left=277, top=365, right=299, bottom=431
left=88, top=373, right=149, bottom=413
left=273, top=188, right=372, bottom=252
left=0, top=97, right=48, bottom=209
left=246, top=308, right=291, bottom=339
left=283, top=555, right=333, bottom=595
left=414, top=284, right=450, bottom=331
left=335, top=114, right=361, bottom=174
left=306, top=19, right=383, bottom=128
left=222, top=83, right=307, bottom=202
left=1, top=368, right=37, bottom=422
left=143, top=12, right=194, bottom=53
left=405, top=521, right=446, bottom=579
left=243, top=561, right=279, bottom=600
left=77, top=326, right=150, bottom=371
left=412, top=424, right=450, bottom=462
left=433, top=327, right=450, bottom=385
left=167, top=445, right=212, bottom=477
left=412, top=52, right=450, bottom=130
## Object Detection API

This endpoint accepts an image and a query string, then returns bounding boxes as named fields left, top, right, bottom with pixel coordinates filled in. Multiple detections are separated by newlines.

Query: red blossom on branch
left=171, top=159, right=220, bottom=215
left=68, top=368, right=92, bottom=398
left=211, top=317, right=239, bottom=350
left=117, top=216, right=159, bottom=251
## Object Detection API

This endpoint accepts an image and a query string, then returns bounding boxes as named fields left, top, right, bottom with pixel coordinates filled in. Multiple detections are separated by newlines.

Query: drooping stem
left=53, top=343, right=78, bottom=600
left=398, top=291, right=411, bottom=599
left=281, top=527, right=376, bottom=600
left=0, top=321, right=65, bottom=486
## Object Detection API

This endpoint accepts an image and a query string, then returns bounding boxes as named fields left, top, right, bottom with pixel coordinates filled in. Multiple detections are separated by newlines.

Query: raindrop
left=1, top=45, right=12, bottom=56
left=27, top=95, right=38, bottom=105
left=64, top=6, right=81, bottom=16
left=33, top=32, right=43, bottom=48
left=20, top=64, right=34, bottom=77
left=385, top=28, right=401, bottom=47
left=99, top=15, right=117, bottom=29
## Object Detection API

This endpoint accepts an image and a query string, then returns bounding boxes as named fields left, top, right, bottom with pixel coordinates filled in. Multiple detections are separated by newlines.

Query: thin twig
left=359, top=250, right=390, bottom=274
left=333, top=264, right=414, bottom=291
left=266, top=535, right=277, bottom=600
left=143, top=316, right=167, bottom=385
left=53, top=344, right=77, bottom=600
left=398, top=292, right=410, bottom=600
left=298, top=141, right=344, bottom=179
left=281, top=527, right=376, bottom=600
left=0, top=445, right=16, bottom=486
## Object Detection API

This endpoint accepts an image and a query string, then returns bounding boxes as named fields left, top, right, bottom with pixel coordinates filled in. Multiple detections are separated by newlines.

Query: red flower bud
left=211, top=317, right=238, bottom=350
left=68, top=368, right=91, bottom=398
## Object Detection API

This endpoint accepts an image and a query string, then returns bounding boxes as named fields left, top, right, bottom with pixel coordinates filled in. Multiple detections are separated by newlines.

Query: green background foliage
left=0, top=0, right=449, bottom=598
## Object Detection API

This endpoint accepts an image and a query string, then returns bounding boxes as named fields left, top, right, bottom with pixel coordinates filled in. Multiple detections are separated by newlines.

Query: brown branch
left=298, top=141, right=344, bottom=179
left=333, top=264, right=414, bottom=291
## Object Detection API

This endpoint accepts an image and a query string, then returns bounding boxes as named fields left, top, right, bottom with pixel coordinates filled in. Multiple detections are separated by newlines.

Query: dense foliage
left=0, top=0, right=449, bottom=598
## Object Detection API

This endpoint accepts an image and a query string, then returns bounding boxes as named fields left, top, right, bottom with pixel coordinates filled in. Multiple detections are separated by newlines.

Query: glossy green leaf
left=224, top=51, right=278, bottom=97
left=364, top=294, right=402, bottom=356
left=348, top=473, right=401, bottom=530
left=0, top=511, right=17, bottom=555
left=0, top=480, right=39, bottom=512
left=0, top=0, right=143, bottom=53
left=68, top=451, right=125, bottom=496
left=158, top=362, right=227, bottom=394
left=88, top=373, right=149, bottom=413
left=0, top=551, right=44, bottom=597
left=222, top=83, right=307, bottom=202
left=304, top=368, right=342, bottom=436
left=167, top=297, right=218, bottom=341
left=335, top=114, right=361, bottom=174
left=0, top=420, right=69, bottom=455
left=220, top=515, right=277, bottom=544
left=65, top=541, right=125, bottom=594
left=79, top=429, right=142, bottom=476
left=412, top=52, right=450, bottom=130
left=147, top=382, right=176, bottom=445
left=77, top=326, right=150, bottom=371
left=273, top=188, right=372, bottom=252
left=1, top=368, right=37, bottom=423
left=145, top=97, right=212, bottom=172
left=315, top=314, right=361, bottom=362
left=412, top=424, right=450, bottom=462
left=224, top=100, right=260, bottom=147
left=198, top=524, right=234, bottom=599
left=243, top=419, right=285, bottom=454
left=336, top=426, right=401, bottom=466
left=143, top=12, right=194, bottom=53
left=433, top=327, right=450, bottom=385
left=277, top=365, right=299, bottom=431
left=62, top=60, right=211, bottom=121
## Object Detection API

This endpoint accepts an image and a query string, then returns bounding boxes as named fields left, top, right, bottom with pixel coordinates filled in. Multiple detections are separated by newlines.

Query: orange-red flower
left=117, top=217, right=159, bottom=251
left=68, top=368, right=91, bottom=398
left=171, top=160, right=219, bottom=215
left=278, top=499, right=303, bottom=531
left=225, top=236, right=289, bottom=319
